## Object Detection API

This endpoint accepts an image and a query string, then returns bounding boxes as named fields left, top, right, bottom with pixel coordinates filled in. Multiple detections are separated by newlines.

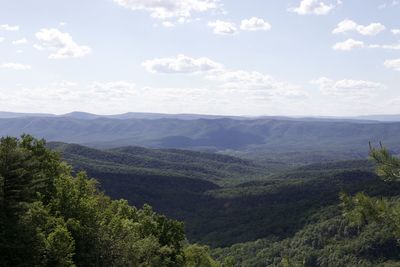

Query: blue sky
left=0, top=0, right=399, bottom=116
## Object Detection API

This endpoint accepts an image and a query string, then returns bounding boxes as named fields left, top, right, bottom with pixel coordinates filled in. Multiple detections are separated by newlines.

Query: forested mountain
left=0, top=135, right=227, bottom=267
left=2, top=134, right=400, bottom=266
left=46, top=142, right=400, bottom=251
left=1, top=115, right=400, bottom=167
left=213, top=147, right=400, bottom=266
left=48, top=142, right=268, bottom=185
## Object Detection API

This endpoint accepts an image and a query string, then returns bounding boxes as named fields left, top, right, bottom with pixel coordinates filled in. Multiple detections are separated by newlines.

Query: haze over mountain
left=3, top=111, right=400, bottom=122
left=1, top=112, right=400, bottom=164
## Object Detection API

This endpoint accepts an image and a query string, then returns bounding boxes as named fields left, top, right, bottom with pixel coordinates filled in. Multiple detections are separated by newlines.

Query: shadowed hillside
left=1, top=116, right=400, bottom=166
left=49, top=142, right=400, bottom=248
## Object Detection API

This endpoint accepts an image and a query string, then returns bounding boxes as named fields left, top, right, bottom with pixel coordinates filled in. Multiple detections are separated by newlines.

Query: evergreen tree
left=0, top=135, right=220, bottom=266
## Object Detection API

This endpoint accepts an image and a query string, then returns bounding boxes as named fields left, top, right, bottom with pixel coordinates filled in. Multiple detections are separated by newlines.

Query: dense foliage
left=213, top=147, right=400, bottom=266
left=0, top=135, right=223, bottom=267
left=46, top=143, right=400, bottom=249
left=213, top=208, right=400, bottom=266
left=4, top=134, right=400, bottom=266
left=48, top=142, right=268, bottom=186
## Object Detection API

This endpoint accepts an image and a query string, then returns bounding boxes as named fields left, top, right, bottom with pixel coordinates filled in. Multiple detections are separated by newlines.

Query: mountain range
left=2, top=111, right=400, bottom=121
left=1, top=112, right=400, bottom=167
left=3, top=111, right=400, bottom=265
left=48, top=142, right=394, bottom=248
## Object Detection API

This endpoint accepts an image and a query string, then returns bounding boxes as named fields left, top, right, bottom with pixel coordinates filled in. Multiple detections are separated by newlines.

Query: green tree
left=0, top=135, right=190, bottom=267
left=184, top=244, right=221, bottom=267
left=45, top=225, right=76, bottom=267
left=341, top=145, right=400, bottom=236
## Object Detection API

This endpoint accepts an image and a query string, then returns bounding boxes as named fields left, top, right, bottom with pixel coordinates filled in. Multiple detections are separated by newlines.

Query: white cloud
left=333, top=19, right=386, bottom=36
left=161, top=21, right=175, bottom=27
left=0, top=63, right=32, bottom=70
left=240, top=17, right=272, bottom=31
left=311, top=77, right=383, bottom=98
left=333, top=39, right=364, bottom=51
left=34, top=28, right=91, bottom=59
left=0, top=37, right=4, bottom=43
left=12, top=38, right=28, bottom=45
left=52, top=80, right=77, bottom=87
left=384, top=59, right=400, bottom=71
left=143, top=54, right=306, bottom=97
left=207, top=69, right=307, bottom=98
left=143, top=54, right=223, bottom=74
left=0, top=24, right=19, bottom=31
left=0, top=79, right=309, bottom=116
left=379, top=0, right=399, bottom=9
left=376, top=43, right=400, bottom=50
left=392, top=29, right=400, bottom=35
left=113, top=0, right=220, bottom=19
left=333, top=40, right=400, bottom=51
left=208, top=20, right=238, bottom=35
left=88, top=81, right=137, bottom=99
left=290, top=0, right=336, bottom=15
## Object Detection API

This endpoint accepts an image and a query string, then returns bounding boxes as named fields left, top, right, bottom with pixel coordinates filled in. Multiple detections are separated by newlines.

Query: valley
left=2, top=113, right=400, bottom=266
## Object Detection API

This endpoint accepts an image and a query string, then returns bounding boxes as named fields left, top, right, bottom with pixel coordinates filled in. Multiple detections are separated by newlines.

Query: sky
left=0, top=0, right=399, bottom=116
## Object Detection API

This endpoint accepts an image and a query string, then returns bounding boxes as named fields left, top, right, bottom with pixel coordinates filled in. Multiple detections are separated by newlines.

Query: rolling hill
left=48, top=142, right=268, bottom=185
left=1, top=115, right=400, bottom=160
left=47, top=142, right=400, bottom=249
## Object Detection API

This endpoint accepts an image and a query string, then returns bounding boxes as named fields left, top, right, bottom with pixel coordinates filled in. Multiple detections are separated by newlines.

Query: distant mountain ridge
left=0, top=111, right=245, bottom=120
left=2, top=110, right=400, bottom=122
left=0, top=115, right=399, bottom=169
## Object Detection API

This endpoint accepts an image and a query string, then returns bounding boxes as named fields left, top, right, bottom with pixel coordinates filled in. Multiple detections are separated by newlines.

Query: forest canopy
left=0, top=135, right=223, bottom=267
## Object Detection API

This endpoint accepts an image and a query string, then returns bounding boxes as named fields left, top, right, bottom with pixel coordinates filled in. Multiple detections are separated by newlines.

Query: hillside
left=6, top=135, right=400, bottom=265
left=0, top=135, right=204, bottom=267
left=49, top=142, right=400, bottom=249
left=48, top=142, right=268, bottom=185
left=1, top=116, right=400, bottom=167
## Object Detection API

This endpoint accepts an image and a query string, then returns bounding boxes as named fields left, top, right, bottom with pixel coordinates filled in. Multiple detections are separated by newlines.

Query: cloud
left=0, top=79, right=309, bottom=116
left=52, top=80, right=77, bottom=87
left=333, top=39, right=364, bottom=51
left=143, top=54, right=223, bottom=74
left=12, top=38, right=28, bottom=45
left=88, top=81, right=137, bottom=99
left=240, top=17, right=272, bottom=31
left=143, top=54, right=306, bottom=98
left=379, top=0, right=399, bottom=9
left=311, top=77, right=383, bottom=98
left=392, top=29, right=400, bottom=35
left=0, top=63, right=32, bottom=70
left=208, top=20, right=238, bottom=35
left=334, top=41, right=400, bottom=51
left=289, top=0, right=337, bottom=15
left=34, top=28, right=91, bottom=59
left=373, top=43, right=400, bottom=50
left=3, top=81, right=136, bottom=107
left=161, top=21, right=175, bottom=27
left=384, top=59, right=400, bottom=71
left=207, top=69, right=307, bottom=98
left=0, top=24, right=19, bottom=31
left=113, top=0, right=220, bottom=19
left=0, top=37, right=4, bottom=43
left=333, top=19, right=386, bottom=36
